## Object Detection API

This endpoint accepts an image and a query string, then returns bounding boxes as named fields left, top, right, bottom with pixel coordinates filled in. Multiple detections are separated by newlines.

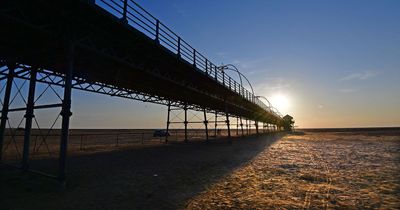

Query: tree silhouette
left=282, top=115, right=295, bottom=131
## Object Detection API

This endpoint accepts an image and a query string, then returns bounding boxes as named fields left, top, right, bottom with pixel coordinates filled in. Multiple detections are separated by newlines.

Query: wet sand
left=1, top=130, right=399, bottom=209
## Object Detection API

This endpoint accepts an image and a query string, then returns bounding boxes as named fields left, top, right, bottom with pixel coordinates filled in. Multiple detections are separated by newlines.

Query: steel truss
left=0, top=59, right=280, bottom=183
left=165, top=103, right=236, bottom=143
left=0, top=60, right=242, bottom=183
left=0, top=59, right=73, bottom=184
left=0, top=62, right=207, bottom=112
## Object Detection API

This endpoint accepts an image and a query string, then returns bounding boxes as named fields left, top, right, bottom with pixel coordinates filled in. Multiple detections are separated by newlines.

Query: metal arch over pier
left=0, top=0, right=284, bottom=183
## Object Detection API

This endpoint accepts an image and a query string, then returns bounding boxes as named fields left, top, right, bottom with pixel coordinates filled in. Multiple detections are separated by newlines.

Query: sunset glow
left=270, top=94, right=290, bottom=115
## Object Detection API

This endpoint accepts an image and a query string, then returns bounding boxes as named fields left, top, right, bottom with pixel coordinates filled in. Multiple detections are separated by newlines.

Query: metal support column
left=184, top=104, right=188, bottom=143
left=248, top=120, right=251, bottom=135
left=240, top=117, right=244, bottom=136
left=58, top=42, right=74, bottom=184
left=226, top=114, right=231, bottom=138
left=246, top=119, right=249, bottom=135
left=165, top=102, right=171, bottom=143
left=0, top=65, right=14, bottom=161
left=214, top=110, right=217, bottom=137
left=225, top=106, right=231, bottom=142
left=255, top=121, right=259, bottom=134
left=263, top=122, right=265, bottom=133
left=21, top=68, right=37, bottom=171
left=236, top=117, right=239, bottom=136
left=203, top=108, right=208, bottom=141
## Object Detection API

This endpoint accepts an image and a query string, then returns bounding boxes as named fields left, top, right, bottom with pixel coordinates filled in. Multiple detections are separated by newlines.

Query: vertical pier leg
left=263, top=122, right=265, bottom=133
left=225, top=105, right=231, bottom=143
left=235, top=117, right=238, bottom=136
left=21, top=68, right=37, bottom=171
left=240, top=117, right=244, bottom=136
left=226, top=114, right=230, bottom=138
left=58, top=43, right=74, bottom=184
left=203, top=108, right=208, bottom=141
left=165, top=103, right=171, bottom=143
left=246, top=119, right=249, bottom=135
left=184, top=104, right=188, bottom=143
left=214, top=110, right=217, bottom=137
left=249, top=120, right=251, bottom=135
left=0, top=66, right=14, bottom=162
left=255, top=121, right=259, bottom=134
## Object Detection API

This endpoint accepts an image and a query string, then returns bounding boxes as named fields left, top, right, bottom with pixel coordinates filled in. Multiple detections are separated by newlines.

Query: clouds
left=340, top=71, right=378, bottom=81
left=338, top=70, right=379, bottom=93
left=254, top=77, right=291, bottom=95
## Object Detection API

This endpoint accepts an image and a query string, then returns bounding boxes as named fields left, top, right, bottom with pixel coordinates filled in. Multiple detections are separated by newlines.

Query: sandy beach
left=1, top=129, right=399, bottom=209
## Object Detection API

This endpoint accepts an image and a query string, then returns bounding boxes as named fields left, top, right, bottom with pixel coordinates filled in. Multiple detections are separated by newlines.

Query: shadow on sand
left=0, top=133, right=285, bottom=210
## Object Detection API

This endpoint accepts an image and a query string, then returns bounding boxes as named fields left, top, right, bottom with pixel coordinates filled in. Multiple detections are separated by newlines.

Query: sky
left=77, top=0, right=400, bottom=128
left=5, top=0, right=400, bottom=129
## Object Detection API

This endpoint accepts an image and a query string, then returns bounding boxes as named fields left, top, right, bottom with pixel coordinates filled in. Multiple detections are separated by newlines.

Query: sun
left=270, top=94, right=290, bottom=114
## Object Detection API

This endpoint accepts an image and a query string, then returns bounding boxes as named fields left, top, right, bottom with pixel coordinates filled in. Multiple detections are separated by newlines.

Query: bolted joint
left=0, top=115, right=8, bottom=121
left=203, top=120, right=208, bottom=124
left=6, top=63, right=16, bottom=72
left=184, top=121, right=188, bottom=125
left=167, top=121, right=171, bottom=125
left=60, top=110, right=73, bottom=117
left=120, top=18, right=128, bottom=24
left=225, top=120, right=230, bottom=124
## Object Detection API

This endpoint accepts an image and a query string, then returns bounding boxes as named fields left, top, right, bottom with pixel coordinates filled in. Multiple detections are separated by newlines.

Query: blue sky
left=77, top=0, right=400, bottom=128
left=6, top=0, right=399, bottom=128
